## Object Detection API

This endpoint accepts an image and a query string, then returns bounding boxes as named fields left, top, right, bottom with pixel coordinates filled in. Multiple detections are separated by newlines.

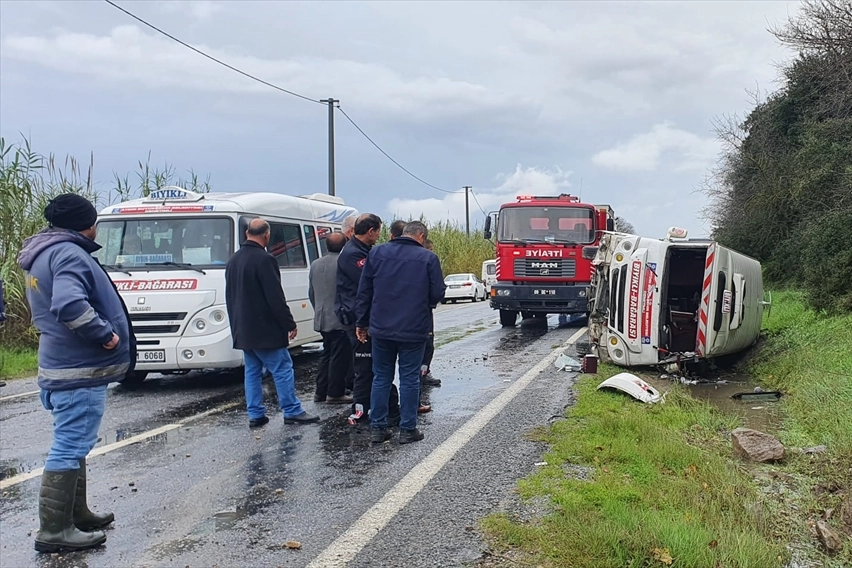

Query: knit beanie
left=44, top=194, right=98, bottom=232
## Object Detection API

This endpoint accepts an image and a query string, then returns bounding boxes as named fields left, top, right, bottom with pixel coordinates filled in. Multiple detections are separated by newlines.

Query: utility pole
left=463, top=186, right=472, bottom=235
left=321, top=98, right=339, bottom=196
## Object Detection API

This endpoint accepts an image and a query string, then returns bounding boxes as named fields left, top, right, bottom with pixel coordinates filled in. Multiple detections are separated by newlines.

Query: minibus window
left=268, top=222, right=307, bottom=269
left=304, top=225, right=319, bottom=263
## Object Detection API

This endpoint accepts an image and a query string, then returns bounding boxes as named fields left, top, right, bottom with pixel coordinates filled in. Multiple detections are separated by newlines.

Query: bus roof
left=99, top=189, right=358, bottom=224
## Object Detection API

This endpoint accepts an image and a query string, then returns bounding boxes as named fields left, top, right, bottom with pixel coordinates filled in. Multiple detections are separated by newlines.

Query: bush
left=798, top=208, right=852, bottom=313
left=0, top=136, right=211, bottom=348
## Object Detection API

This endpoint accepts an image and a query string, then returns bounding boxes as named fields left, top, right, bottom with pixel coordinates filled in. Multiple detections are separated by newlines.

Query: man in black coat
left=225, top=218, right=319, bottom=428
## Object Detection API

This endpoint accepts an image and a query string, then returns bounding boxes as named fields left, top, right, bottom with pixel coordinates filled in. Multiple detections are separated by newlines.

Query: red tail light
left=463, top=282, right=472, bottom=286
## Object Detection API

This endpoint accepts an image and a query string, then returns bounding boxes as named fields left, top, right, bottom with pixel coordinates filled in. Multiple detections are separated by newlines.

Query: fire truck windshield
left=498, top=206, right=595, bottom=244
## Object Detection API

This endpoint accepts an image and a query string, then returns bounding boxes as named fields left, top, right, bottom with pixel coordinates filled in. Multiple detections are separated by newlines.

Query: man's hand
left=288, top=328, right=298, bottom=341
left=103, top=333, right=120, bottom=350
left=356, top=327, right=369, bottom=343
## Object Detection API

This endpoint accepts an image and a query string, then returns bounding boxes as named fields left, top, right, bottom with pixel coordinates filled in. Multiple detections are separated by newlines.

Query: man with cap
left=18, top=193, right=137, bottom=553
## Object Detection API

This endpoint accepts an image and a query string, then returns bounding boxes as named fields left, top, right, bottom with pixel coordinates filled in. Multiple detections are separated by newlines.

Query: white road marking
left=0, top=400, right=241, bottom=490
left=306, top=326, right=588, bottom=568
left=0, top=389, right=41, bottom=403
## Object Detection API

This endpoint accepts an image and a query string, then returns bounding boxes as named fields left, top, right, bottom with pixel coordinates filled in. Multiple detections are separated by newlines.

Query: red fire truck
left=483, top=194, right=615, bottom=326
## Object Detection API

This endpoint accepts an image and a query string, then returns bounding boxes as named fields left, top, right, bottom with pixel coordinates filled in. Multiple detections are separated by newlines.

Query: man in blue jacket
left=18, top=194, right=135, bottom=553
left=335, top=213, right=399, bottom=425
left=355, top=221, right=446, bottom=444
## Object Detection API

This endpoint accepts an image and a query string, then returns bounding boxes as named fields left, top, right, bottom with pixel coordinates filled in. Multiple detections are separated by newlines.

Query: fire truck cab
left=484, top=194, right=615, bottom=327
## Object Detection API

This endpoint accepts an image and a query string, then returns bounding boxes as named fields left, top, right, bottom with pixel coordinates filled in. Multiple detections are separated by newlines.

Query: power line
left=103, top=0, right=322, bottom=105
left=336, top=106, right=463, bottom=194
left=103, top=0, right=462, bottom=196
left=470, top=189, right=487, bottom=216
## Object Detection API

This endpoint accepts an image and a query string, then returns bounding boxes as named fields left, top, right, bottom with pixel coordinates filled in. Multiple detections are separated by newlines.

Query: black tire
left=451, top=299, right=457, bottom=304
left=499, top=309, right=518, bottom=327
left=120, top=370, right=148, bottom=389
left=440, top=299, right=447, bottom=304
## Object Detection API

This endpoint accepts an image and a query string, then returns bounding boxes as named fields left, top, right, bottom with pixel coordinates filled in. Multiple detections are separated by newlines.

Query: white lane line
left=307, top=326, right=588, bottom=568
left=0, top=400, right=242, bottom=490
left=0, top=389, right=41, bottom=403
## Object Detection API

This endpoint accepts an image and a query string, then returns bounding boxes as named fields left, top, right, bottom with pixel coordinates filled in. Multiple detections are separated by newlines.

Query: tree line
left=703, top=0, right=852, bottom=313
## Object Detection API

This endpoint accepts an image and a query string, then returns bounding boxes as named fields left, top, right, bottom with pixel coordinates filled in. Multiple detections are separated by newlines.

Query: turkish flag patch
left=357, top=258, right=366, bottom=268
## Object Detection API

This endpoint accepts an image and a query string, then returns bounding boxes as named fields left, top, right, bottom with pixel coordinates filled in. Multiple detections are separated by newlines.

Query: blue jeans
left=370, top=338, right=425, bottom=431
left=243, top=348, right=304, bottom=419
left=40, top=386, right=107, bottom=471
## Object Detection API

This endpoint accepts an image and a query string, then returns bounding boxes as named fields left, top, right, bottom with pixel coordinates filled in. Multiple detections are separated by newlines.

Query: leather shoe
left=284, top=412, right=320, bottom=424
left=370, top=428, right=392, bottom=444
left=249, top=416, right=269, bottom=428
left=326, top=395, right=354, bottom=404
left=417, top=404, right=432, bottom=414
left=399, top=428, right=425, bottom=444
left=420, top=373, right=441, bottom=387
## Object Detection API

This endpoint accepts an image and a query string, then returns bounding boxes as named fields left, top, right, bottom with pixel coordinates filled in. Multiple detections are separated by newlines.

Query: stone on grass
left=815, top=520, right=843, bottom=552
left=731, top=428, right=785, bottom=463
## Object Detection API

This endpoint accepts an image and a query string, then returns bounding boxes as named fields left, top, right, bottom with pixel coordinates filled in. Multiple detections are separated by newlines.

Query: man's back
left=309, top=253, right=343, bottom=332
left=225, top=242, right=295, bottom=350
left=356, top=238, right=445, bottom=343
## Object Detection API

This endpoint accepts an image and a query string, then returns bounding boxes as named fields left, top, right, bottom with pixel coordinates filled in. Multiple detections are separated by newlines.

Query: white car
left=442, top=273, right=487, bottom=303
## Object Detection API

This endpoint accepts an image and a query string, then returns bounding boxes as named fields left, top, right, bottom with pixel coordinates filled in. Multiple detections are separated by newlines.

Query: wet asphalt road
left=0, top=301, right=585, bottom=568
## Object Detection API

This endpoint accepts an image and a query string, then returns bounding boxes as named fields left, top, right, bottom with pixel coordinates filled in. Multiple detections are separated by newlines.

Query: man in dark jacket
left=18, top=194, right=133, bottom=553
left=335, top=213, right=400, bottom=425
left=308, top=232, right=353, bottom=404
left=225, top=218, right=318, bottom=428
left=356, top=221, right=446, bottom=444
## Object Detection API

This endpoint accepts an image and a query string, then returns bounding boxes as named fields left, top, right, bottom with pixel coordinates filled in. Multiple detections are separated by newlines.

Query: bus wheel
left=121, top=371, right=149, bottom=389
left=499, top=310, right=518, bottom=327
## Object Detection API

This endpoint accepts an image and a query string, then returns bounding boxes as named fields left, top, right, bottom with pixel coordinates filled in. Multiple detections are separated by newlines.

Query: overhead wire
left=469, top=189, right=488, bottom=216
left=103, top=0, right=463, bottom=196
left=103, top=0, right=321, bottom=105
left=335, top=106, right=463, bottom=194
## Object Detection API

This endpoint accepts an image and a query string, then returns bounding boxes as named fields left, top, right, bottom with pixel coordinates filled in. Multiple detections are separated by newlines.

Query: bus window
left=304, top=225, right=320, bottom=264
left=268, top=222, right=307, bottom=268
left=317, top=226, right=332, bottom=255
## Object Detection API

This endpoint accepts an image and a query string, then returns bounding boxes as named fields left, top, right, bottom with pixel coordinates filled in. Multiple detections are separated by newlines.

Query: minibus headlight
left=194, top=319, right=206, bottom=331
left=211, top=310, right=226, bottom=323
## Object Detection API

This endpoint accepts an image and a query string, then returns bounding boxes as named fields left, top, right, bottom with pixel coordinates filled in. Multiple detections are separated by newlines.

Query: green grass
left=749, top=290, right=852, bottom=455
left=0, top=345, right=38, bottom=379
left=483, top=290, right=852, bottom=567
left=483, top=364, right=788, bottom=568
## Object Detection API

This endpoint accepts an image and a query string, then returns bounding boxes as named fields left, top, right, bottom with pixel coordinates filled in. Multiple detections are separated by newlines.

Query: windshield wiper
left=103, top=264, right=132, bottom=276
left=502, top=239, right=529, bottom=245
left=145, top=261, right=206, bottom=275
left=545, top=238, right=579, bottom=245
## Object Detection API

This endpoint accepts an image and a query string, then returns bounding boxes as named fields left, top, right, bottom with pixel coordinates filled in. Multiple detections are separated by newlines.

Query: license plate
left=137, top=350, right=165, bottom=362
left=533, top=289, right=557, bottom=295
left=449, top=285, right=461, bottom=289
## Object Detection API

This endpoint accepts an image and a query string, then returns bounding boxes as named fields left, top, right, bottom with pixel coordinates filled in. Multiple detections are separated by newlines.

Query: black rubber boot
left=74, top=458, right=115, bottom=531
left=34, top=470, right=107, bottom=553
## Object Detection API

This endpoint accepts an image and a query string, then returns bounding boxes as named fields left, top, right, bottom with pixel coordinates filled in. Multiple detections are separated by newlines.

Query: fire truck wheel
left=499, top=309, right=518, bottom=327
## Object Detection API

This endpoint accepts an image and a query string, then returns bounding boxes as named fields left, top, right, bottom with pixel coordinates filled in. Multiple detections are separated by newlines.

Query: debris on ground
left=285, top=541, right=302, bottom=550
left=554, top=354, right=582, bottom=372
left=597, top=373, right=662, bottom=404
left=731, top=428, right=785, bottom=463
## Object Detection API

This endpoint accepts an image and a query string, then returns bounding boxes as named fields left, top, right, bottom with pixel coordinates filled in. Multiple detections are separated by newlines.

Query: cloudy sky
left=1, top=0, right=799, bottom=237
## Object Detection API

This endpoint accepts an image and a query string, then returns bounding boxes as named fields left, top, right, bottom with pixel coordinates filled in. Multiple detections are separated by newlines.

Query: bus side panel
left=705, top=247, right=764, bottom=357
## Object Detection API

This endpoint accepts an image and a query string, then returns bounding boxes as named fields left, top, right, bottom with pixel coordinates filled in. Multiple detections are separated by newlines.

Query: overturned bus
left=584, top=228, right=768, bottom=369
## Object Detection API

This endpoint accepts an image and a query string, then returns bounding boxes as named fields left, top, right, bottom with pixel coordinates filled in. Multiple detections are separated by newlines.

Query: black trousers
left=347, top=329, right=399, bottom=418
left=421, top=313, right=435, bottom=372
left=316, top=330, right=352, bottom=399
